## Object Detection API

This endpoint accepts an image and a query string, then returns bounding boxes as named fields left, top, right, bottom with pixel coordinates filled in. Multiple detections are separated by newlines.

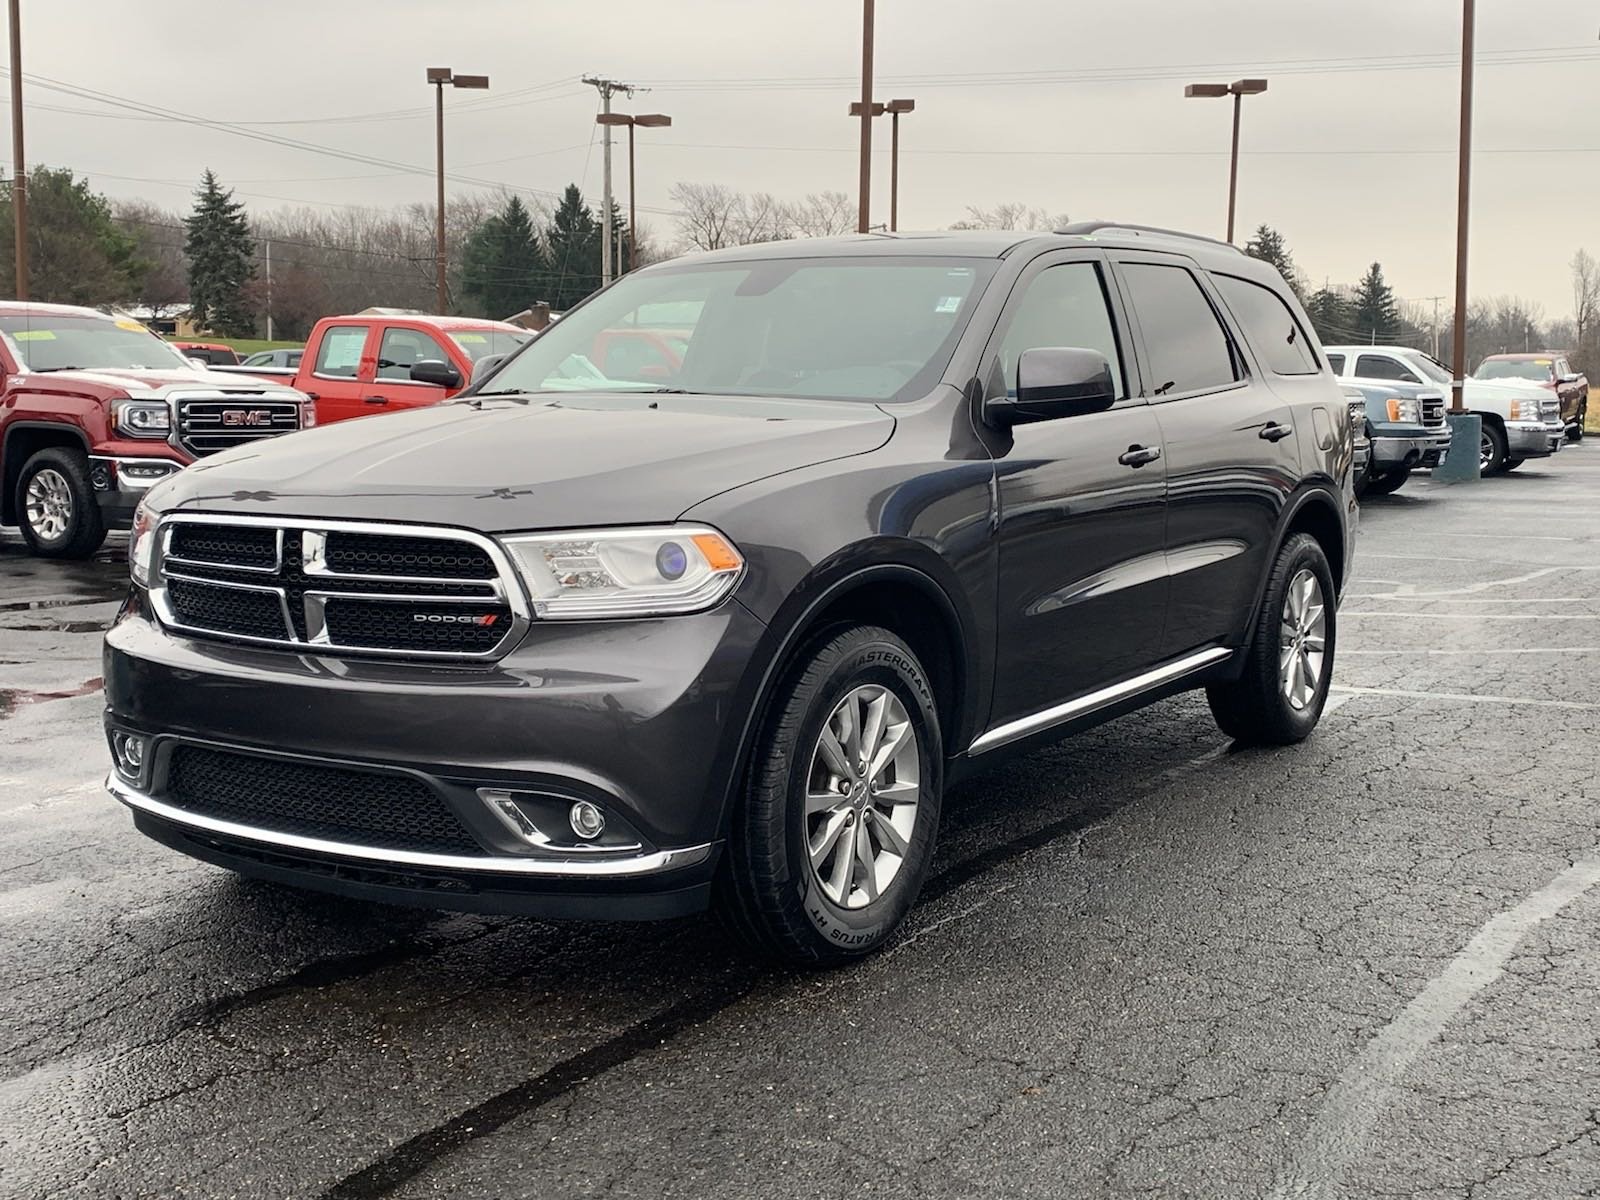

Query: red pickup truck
left=1, top=303, right=312, bottom=558
left=278, top=312, right=531, bottom=424
left=1476, top=352, right=1589, bottom=442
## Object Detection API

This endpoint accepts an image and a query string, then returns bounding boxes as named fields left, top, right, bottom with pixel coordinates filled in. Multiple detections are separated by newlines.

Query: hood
left=1464, top=378, right=1551, bottom=401
left=153, top=392, right=896, bottom=530
left=21, top=366, right=304, bottom=398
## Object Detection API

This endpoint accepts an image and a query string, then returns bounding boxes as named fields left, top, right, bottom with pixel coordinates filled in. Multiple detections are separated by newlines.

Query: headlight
left=1508, top=398, right=1543, bottom=421
left=129, top=502, right=156, bottom=586
left=114, top=400, right=171, bottom=438
left=501, top=525, right=744, bottom=619
left=1385, top=397, right=1422, bottom=424
left=299, top=401, right=317, bottom=429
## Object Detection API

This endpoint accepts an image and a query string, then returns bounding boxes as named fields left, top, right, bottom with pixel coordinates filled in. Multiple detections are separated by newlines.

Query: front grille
left=165, top=745, right=484, bottom=855
left=1422, top=395, right=1445, bottom=427
left=176, top=396, right=300, bottom=457
left=152, top=519, right=522, bottom=658
left=1540, top=397, right=1561, bottom=420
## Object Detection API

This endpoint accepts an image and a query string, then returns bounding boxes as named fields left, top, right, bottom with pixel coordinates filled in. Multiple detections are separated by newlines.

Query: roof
left=1479, top=351, right=1566, bottom=360
left=339, top=311, right=529, bottom=332
left=0, top=300, right=118, bottom=320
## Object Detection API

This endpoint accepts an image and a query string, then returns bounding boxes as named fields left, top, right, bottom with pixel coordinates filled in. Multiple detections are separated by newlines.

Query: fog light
left=90, top=464, right=112, bottom=491
left=111, top=732, right=147, bottom=780
left=569, top=800, right=605, bottom=841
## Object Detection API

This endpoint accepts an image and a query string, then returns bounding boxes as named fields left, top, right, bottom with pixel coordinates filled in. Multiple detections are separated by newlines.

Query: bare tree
left=1572, top=249, right=1599, bottom=352
left=114, top=200, right=189, bottom=319
left=671, top=184, right=872, bottom=252
left=948, top=202, right=1070, bottom=232
left=787, top=191, right=856, bottom=238
left=670, top=182, right=742, bottom=252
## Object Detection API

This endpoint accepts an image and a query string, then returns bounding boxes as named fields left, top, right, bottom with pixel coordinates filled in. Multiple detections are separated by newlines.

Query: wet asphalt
left=2, top=447, right=1598, bottom=1199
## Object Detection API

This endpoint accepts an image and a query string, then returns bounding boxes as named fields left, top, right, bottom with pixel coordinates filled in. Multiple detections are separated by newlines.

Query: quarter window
left=1118, top=263, right=1239, bottom=396
left=1214, top=274, right=1319, bottom=375
left=314, top=327, right=369, bottom=378
left=998, top=262, right=1126, bottom=399
left=377, top=328, right=453, bottom=381
left=1354, top=354, right=1419, bottom=383
left=1326, top=352, right=1346, bottom=374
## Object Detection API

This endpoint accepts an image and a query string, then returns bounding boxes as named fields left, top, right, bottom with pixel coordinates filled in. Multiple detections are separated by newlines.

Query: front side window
left=1402, top=351, right=1453, bottom=385
left=449, top=329, right=530, bottom=363
left=997, top=261, right=1126, bottom=398
left=377, top=328, right=453, bottom=381
left=314, top=327, right=369, bottom=378
left=1355, top=354, right=1419, bottom=383
left=1213, top=274, right=1318, bottom=375
left=0, top=314, right=195, bottom=372
left=480, top=256, right=998, bottom=404
left=1118, top=262, right=1239, bottom=396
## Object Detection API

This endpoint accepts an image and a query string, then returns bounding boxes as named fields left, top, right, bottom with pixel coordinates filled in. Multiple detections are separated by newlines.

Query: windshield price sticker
left=14, top=330, right=56, bottom=341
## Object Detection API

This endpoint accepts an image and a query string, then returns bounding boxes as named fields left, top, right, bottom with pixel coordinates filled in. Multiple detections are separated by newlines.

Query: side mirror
left=1558, top=373, right=1581, bottom=385
left=186, top=356, right=209, bottom=368
left=410, top=358, right=463, bottom=389
left=469, top=354, right=508, bottom=386
left=987, top=347, right=1117, bottom=428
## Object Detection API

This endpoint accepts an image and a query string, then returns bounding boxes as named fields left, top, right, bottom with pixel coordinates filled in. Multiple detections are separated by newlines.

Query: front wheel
left=718, top=625, right=943, bottom=966
left=1502, top=458, right=1524, bottom=472
left=1363, top=468, right=1410, bottom=496
left=1568, top=420, right=1584, bottom=443
left=1480, top=423, right=1508, bottom=474
left=1207, top=533, right=1336, bottom=746
left=15, top=447, right=106, bottom=559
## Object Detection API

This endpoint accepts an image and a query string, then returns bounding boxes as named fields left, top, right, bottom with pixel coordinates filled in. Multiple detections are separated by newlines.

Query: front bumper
left=1505, top=421, right=1566, bottom=459
left=88, top=455, right=187, bottom=527
left=103, top=597, right=770, bottom=918
left=1370, top=429, right=1452, bottom=470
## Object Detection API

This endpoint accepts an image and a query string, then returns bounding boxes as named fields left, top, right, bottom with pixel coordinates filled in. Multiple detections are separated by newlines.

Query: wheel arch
left=1236, top=483, right=1348, bottom=661
left=1, top=422, right=91, bottom=526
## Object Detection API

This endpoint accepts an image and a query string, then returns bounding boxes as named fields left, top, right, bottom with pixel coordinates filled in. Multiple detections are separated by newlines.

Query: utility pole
left=8, top=0, right=27, bottom=299
left=264, top=239, right=273, bottom=341
left=1423, top=295, right=1445, bottom=359
left=857, top=0, right=875, bottom=233
left=583, top=76, right=639, bottom=288
left=1450, top=0, right=1475, bottom=414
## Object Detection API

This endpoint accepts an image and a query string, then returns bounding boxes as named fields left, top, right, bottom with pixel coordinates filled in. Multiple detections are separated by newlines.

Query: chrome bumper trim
left=107, top=774, right=713, bottom=878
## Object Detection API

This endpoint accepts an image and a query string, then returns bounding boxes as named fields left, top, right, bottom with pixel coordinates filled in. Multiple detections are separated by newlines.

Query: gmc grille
left=1422, top=395, right=1445, bottom=427
left=176, top=395, right=301, bottom=457
left=151, top=518, right=525, bottom=659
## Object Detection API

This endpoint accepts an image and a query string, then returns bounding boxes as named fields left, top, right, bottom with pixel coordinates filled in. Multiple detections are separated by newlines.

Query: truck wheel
left=1569, top=421, right=1584, bottom=444
left=1364, top=468, right=1409, bottom=496
left=1206, top=533, right=1336, bottom=747
left=1502, top=458, right=1524, bottom=472
left=1480, top=423, right=1508, bottom=474
left=718, top=625, right=943, bottom=965
left=15, top=447, right=106, bottom=559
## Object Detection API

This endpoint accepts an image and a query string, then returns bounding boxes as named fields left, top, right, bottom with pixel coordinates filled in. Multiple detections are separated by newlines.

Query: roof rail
left=1054, top=221, right=1243, bottom=253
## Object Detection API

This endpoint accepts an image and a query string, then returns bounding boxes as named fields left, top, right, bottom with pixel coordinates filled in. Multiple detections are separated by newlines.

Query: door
left=987, top=253, right=1170, bottom=726
left=1113, top=256, right=1302, bottom=656
left=307, top=324, right=377, bottom=424
left=369, top=326, right=460, bottom=414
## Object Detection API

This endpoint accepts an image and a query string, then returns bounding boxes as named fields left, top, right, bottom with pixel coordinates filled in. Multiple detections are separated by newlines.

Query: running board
left=969, top=646, right=1234, bottom=755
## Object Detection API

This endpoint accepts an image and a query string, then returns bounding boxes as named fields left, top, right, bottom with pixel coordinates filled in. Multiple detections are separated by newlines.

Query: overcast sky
left=11, top=0, right=1599, bottom=320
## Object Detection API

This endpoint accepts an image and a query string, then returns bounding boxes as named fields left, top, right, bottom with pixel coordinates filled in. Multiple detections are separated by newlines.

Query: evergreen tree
left=542, top=185, right=602, bottom=310
left=1304, top=287, right=1352, bottom=344
left=0, top=167, right=145, bottom=304
left=184, top=170, right=256, bottom=335
left=1243, top=224, right=1301, bottom=296
left=462, top=195, right=544, bottom=318
left=1351, top=262, right=1401, bottom=343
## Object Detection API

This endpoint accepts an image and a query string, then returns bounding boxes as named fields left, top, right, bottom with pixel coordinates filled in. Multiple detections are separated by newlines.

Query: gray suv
left=104, top=224, right=1356, bottom=964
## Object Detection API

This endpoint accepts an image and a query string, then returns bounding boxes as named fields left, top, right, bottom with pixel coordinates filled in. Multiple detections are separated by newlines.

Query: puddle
left=3, top=618, right=114, bottom=634
left=0, top=678, right=104, bottom=718
left=0, top=595, right=124, bottom=614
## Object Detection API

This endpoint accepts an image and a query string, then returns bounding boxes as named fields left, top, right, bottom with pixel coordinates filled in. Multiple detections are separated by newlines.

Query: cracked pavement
left=2, top=447, right=1598, bottom=1199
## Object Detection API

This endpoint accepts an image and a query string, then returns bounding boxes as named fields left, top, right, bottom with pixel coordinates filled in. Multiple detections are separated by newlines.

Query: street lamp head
left=426, top=67, right=453, bottom=84
left=596, top=113, right=634, bottom=127
left=849, top=101, right=887, bottom=116
left=885, top=98, right=916, bottom=114
left=1230, top=78, right=1268, bottom=95
left=634, top=113, right=673, bottom=128
left=452, top=74, right=490, bottom=90
left=1184, top=83, right=1231, bottom=98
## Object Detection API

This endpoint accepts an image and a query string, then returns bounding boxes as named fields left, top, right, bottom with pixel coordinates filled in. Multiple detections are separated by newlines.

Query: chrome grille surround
left=173, top=394, right=303, bottom=457
left=1421, top=393, right=1446, bottom=427
left=148, top=514, right=531, bottom=660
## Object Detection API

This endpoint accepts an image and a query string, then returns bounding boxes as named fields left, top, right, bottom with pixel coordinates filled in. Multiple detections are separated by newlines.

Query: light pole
left=8, top=0, right=27, bottom=299
left=1450, top=0, right=1475, bottom=415
left=885, top=98, right=914, bottom=232
left=1184, top=78, right=1268, bottom=244
left=857, top=0, right=875, bottom=233
left=596, top=112, right=671, bottom=274
left=426, top=67, right=489, bottom=314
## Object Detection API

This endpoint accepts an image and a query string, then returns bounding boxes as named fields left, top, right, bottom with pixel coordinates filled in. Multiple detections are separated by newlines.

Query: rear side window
left=1119, top=263, right=1239, bottom=396
left=1326, top=352, right=1346, bottom=374
left=315, top=327, right=368, bottom=377
left=1355, top=354, right=1419, bottom=383
left=1213, top=274, right=1319, bottom=375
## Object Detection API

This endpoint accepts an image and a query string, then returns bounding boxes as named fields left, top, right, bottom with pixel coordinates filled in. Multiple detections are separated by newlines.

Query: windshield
left=1402, top=350, right=1453, bottom=385
left=449, top=329, right=532, bottom=363
left=480, top=256, right=997, bottom=403
left=0, top=315, right=194, bottom=372
left=1477, top=358, right=1553, bottom=383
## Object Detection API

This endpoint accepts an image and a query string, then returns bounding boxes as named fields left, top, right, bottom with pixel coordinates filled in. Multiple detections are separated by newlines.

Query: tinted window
left=998, top=262, right=1125, bottom=399
left=1214, top=274, right=1318, bottom=375
left=287, top=350, right=303, bottom=367
left=1355, top=354, right=1419, bottom=383
left=1119, top=263, right=1238, bottom=395
left=376, top=328, right=452, bottom=381
left=314, top=327, right=368, bottom=377
left=1326, top=352, right=1346, bottom=374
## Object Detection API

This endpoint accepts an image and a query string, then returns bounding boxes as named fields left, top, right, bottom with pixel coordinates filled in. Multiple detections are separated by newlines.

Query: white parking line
left=1427, top=531, right=1578, bottom=541
left=1330, top=685, right=1600, bottom=711
left=1342, top=612, right=1600, bottom=620
left=1266, top=851, right=1600, bottom=1199
left=1345, top=596, right=1591, bottom=604
left=1342, top=648, right=1596, bottom=655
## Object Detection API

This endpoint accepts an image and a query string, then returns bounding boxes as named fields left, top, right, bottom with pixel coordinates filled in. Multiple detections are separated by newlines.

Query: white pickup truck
left=1324, top=345, right=1565, bottom=475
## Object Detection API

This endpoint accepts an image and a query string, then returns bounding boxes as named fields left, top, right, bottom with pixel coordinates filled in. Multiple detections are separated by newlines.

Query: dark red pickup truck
left=1, top=303, right=313, bottom=558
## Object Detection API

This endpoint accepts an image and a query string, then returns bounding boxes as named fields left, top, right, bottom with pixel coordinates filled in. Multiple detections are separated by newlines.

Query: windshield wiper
left=28, top=365, right=87, bottom=373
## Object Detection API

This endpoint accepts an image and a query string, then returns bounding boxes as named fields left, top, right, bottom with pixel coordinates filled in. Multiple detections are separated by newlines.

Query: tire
left=1480, top=422, right=1508, bottom=475
left=1363, top=468, right=1409, bottom=496
left=1568, top=422, right=1584, bottom=443
left=1502, top=458, right=1524, bottom=472
left=1206, top=533, right=1336, bottom=747
left=14, top=447, right=106, bottom=559
left=717, top=625, right=943, bottom=966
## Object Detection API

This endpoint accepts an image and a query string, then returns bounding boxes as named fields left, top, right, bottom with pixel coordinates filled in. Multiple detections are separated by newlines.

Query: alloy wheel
left=1479, top=432, right=1493, bottom=469
left=1278, top=568, right=1327, bottom=712
left=23, top=468, right=73, bottom=543
left=805, top=684, right=920, bottom=909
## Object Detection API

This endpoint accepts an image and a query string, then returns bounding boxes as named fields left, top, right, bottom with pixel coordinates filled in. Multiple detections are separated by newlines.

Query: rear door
left=370, top=325, right=461, bottom=414
left=986, top=250, right=1171, bottom=726
left=306, top=323, right=377, bottom=424
left=1111, top=253, right=1302, bottom=657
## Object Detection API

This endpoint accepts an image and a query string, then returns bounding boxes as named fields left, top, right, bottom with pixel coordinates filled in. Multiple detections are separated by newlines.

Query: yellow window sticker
left=455, top=333, right=487, bottom=344
left=14, top=329, right=56, bottom=341
left=116, top=319, right=148, bottom=332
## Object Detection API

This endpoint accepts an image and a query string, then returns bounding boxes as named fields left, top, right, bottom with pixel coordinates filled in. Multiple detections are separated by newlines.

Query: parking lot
left=2, top=447, right=1598, bottom=1198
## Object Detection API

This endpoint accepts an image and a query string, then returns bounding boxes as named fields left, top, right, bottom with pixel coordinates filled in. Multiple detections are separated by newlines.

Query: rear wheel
left=1363, top=468, right=1410, bottom=496
left=15, top=447, right=106, bottom=559
left=718, top=625, right=943, bottom=965
left=1480, top=423, right=1508, bottom=474
left=1568, top=420, right=1585, bottom=443
left=1207, top=533, right=1336, bottom=746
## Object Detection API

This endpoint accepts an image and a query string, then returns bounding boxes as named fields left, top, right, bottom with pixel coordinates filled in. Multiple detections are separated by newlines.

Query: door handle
left=1118, top=444, right=1162, bottom=468
left=363, top=395, right=391, bottom=405
left=1259, top=421, right=1294, bottom=442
